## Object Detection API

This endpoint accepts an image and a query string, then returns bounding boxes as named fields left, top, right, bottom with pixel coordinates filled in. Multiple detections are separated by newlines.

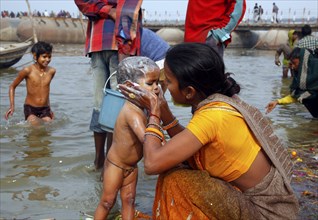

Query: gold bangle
left=162, top=117, right=179, bottom=130
left=146, top=122, right=163, bottom=133
left=144, top=132, right=163, bottom=142
left=145, top=127, right=164, bottom=139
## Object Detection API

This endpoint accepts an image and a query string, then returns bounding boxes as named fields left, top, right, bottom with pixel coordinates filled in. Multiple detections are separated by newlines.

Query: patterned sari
left=152, top=94, right=299, bottom=219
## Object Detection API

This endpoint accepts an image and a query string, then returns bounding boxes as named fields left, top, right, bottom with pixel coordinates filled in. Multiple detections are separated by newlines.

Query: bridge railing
left=143, top=8, right=318, bottom=25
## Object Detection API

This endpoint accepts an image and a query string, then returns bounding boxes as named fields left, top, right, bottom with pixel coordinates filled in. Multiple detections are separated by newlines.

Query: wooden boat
left=0, top=41, right=33, bottom=69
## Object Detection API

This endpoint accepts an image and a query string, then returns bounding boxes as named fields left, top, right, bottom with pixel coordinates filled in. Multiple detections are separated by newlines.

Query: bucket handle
left=103, top=71, right=117, bottom=94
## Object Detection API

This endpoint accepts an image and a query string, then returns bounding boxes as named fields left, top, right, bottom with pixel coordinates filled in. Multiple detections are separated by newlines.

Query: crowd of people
left=253, top=2, right=280, bottom=23
left=3, top=0, right=318, bottom=219
left=1, top=9, right=73, bottom=18
left=253, top=3, right=264, bottom=22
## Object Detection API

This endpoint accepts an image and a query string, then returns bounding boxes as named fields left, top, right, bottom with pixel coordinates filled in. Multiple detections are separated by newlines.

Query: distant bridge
left=144, top=21, right=318, bottom=32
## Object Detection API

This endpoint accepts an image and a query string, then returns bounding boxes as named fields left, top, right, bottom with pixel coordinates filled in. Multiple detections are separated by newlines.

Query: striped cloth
left=74, top=0, right=142, bottom=56
left=115, top=0, right=143, bottom=55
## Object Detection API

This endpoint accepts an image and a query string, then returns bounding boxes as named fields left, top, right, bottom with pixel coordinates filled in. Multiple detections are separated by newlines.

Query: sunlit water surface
left=1, top=46, right=317, bottom=219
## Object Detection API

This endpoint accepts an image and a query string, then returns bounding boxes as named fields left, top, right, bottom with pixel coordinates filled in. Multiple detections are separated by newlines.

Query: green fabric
left=283, top=30, right=296, bottom=66
left=288, top=29, right=295, bottom=49
left=290, top=48, right=318, bottom=102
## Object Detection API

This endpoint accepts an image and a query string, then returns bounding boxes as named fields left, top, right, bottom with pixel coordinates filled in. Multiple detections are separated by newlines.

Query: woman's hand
left=118, top=80, right=159, bottom=112
left=265, top=100, right=278, bottom=114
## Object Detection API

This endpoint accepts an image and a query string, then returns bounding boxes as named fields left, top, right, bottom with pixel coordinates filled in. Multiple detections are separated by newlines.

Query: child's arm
left=129, top=115, right=146, bottom=144
left=5, top=67, right=30, bottom=119
left=122, top=104, right=147, bottom=143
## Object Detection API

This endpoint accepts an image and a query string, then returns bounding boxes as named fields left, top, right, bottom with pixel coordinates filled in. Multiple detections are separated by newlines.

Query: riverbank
left=289, top=143, right=318, bottom=219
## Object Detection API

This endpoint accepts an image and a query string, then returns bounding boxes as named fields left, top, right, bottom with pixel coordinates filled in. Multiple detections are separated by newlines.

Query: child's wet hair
left=117, top=56, right=159, bottom=84
left=31, top=41, right=53, bottom=59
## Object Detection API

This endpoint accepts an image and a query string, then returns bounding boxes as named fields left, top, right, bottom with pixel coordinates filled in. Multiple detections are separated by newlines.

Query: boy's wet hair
left=31, top=41, right=53, bottom=59
left=117, top=56, right=159, bottom=84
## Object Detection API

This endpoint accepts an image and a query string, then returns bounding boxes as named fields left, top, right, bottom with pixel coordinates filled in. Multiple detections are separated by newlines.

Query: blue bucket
left=98, top=72, right=125, bottom=132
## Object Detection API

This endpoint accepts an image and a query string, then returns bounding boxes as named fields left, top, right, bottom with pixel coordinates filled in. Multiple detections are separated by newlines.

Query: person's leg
left=282, top=66, right=288, bottom=78
left=90, top=51, right=119, bottom=170
left=94, top=131, right=107, bottom=169
left=42, top=116, right=53, bottom=122
left=120, top=168, right=138, bottom=220
left=26, top=114, right=44, bottom=126
left=95, top=160, right=123, bottom=219
left=90, top=52, right=108, bottom=170
left=153, top=168, right=261, bottom=220
left=289, top=67, right=294, bottom=77
left=105, top=52, right=119, bottom=153
left=24, top=104, right=42, bottom=126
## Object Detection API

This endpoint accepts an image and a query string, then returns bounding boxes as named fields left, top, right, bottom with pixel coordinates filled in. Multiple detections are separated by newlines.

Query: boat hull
left=0, top=41, right=32, bottom=69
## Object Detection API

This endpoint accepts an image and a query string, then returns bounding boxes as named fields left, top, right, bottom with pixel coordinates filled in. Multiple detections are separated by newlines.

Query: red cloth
left=185, top=0, right=246, bottom=45
left=74, top=0, right=142, bottom=56
left=115, top=0, right=143, bottom=55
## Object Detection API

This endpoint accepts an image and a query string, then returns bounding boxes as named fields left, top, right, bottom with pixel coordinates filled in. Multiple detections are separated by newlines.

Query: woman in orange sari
left=119, top=43, right=299, bottom=219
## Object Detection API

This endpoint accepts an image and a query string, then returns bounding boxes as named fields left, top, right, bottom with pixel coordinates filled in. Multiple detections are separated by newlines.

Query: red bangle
left=149, top=113, right=160, bottom=121
left=162, top=117, right=179, bottom=130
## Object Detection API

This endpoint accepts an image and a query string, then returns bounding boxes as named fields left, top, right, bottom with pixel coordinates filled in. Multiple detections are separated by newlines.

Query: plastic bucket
left=98, top=72, right=125, bottom=132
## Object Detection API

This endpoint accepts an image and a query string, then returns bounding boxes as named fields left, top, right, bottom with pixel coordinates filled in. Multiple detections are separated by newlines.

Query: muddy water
left=1, top=45, right=317, bottom=219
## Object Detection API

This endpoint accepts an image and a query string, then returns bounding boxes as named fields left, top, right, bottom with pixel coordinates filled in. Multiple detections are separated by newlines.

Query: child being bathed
left=94, top=56, right=161, bottom=219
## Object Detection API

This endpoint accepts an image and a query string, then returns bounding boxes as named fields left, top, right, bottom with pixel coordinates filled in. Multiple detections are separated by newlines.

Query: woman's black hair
left=165, top=42, right=240, bottom=97
left=31, top=41, right=53, bottom=59
left=301, top=24, right=312, bottom=37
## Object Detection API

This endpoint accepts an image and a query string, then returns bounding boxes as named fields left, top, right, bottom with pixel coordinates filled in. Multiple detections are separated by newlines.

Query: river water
left=1, top=45, right=317, bottom=219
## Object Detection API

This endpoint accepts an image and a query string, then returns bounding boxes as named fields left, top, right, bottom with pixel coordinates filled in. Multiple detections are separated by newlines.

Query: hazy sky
left=1, top=0, right=317, bottom=19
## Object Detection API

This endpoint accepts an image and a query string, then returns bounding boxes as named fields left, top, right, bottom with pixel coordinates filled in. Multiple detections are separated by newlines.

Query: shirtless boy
left=5, top=41, right=56, bottom=126
left=94, top=57, right=160, bottom=219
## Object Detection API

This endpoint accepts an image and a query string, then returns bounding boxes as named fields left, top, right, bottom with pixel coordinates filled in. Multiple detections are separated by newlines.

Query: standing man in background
left=184, top=0, right=246, bottom=58
left=253, top=3, right=259, bottom=23
left=74, top=0, right=143, bottom=170
left=272, top=2, right=279, bottom=23
left=274, top=29, right=298, bottom=78
left=258, top=5, right=264, bottom=22
left=296, top=24, right=318, bottom=52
